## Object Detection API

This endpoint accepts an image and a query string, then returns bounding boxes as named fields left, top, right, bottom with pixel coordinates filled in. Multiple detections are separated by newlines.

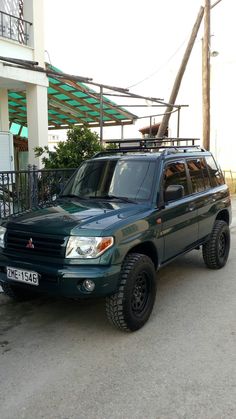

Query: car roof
left=92, top=149, right=213, bottom=162
left=94, top=153, right=162, bottom=161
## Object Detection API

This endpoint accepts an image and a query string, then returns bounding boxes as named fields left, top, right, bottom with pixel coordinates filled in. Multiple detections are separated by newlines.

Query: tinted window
left=164, top=161, right=189, bottom=196
left=201, top=158, right=211, bottom=189
left=62, top=159, right=155, bottom=201
left=187, top=159, right=205, bottom=193
left=205, top=156, right=224, bottom=187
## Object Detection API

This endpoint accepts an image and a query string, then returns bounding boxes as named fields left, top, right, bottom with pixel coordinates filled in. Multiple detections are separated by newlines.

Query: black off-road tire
left=202, top=220, right=230, bottom=269
left=106, top=253, right=157, bottom=332
left=0, top=282, right=38, bottom=301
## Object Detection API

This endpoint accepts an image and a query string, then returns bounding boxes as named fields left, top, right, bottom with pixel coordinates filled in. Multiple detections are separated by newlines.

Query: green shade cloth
left=8, top=64, right=136, bottom=137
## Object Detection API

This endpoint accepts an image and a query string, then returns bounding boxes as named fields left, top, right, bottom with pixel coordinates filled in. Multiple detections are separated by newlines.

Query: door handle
left=189, top=206, right=195, bottom=212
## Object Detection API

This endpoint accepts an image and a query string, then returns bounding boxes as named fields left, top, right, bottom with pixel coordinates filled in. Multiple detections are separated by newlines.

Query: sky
left=44, top=0, right=234, bottom=92
left=43, top=0, right=236, bottom=166
left=44, top=0, right=203, bottom=94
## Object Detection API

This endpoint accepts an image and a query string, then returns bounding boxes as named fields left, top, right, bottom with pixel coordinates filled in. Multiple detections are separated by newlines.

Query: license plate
left=7, top=267, right=39, bottom=286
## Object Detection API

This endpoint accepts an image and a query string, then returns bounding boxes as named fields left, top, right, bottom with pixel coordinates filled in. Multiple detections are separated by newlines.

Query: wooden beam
left=202, top=0, right=211, bottom=150
left=10, top=90, right=99, bottom=126
left=53, top=77, right=132, bottom=122
left=8, top=87, right=134, bottom=130
left=10, top=86, right=125, bottom=126
left=48, top=103, right=88, bottom=125
left=50, top=81, right=121, bottom=123
left=48, top=120, right=133, bottom=130
left=10, top=116, right=27, bottom=124
left=48, top=97, right=98, bottom=124
left=48, top=93, right=101, bottom=123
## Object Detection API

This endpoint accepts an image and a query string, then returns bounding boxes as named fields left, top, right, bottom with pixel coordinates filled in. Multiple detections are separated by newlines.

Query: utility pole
left=202, top=0, right=211, bottom=150
left=157, top=6, right=204, bottom=138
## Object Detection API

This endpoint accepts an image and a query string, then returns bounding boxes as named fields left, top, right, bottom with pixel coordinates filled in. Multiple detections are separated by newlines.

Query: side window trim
left=201, top=157, right=212, bottom=190
left=186, top=158, right=207, bottom=195
left=205, top=155, right=224, bottom=187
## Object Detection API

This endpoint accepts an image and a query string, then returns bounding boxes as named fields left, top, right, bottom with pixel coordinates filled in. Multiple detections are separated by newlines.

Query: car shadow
left=0, top=250, right=223, bottom=337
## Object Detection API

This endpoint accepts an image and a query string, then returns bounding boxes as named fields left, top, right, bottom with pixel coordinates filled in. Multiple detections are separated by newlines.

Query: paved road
left=0, top=200, right=236, bottom=419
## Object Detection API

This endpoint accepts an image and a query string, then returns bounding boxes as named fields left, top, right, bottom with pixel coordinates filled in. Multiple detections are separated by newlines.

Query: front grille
left=5, top=230, right=66, bottom=258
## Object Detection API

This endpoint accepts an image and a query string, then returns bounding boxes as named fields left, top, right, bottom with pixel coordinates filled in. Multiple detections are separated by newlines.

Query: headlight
left=0, top=226, right=6, bottom=248
left=66, top=236, right=114, bottom=259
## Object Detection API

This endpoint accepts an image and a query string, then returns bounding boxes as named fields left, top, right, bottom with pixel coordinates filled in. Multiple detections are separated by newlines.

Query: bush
left=35, top=126, right=104, bottom=169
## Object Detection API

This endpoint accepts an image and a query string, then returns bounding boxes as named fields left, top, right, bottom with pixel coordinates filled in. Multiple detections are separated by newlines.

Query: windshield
left=62, top=159, right=156, bottom=201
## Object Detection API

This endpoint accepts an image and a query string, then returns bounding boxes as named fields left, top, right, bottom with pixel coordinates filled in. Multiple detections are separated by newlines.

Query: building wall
left=0, top=39, right=33, bottom=61
left=0, top=0, right=49, bottom=168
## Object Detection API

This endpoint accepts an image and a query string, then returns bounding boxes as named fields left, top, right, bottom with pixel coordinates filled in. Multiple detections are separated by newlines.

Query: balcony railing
left=0, top=10, right=32, bottom=45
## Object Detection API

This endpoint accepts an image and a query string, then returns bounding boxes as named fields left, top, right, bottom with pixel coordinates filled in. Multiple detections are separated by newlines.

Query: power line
left=127, top=37, right=188, bottom=89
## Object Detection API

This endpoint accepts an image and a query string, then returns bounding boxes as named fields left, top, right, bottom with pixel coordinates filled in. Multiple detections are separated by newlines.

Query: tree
left=35, top=126, right=104, bottom=169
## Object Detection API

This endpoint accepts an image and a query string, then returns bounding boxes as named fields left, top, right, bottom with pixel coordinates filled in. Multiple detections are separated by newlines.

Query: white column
left=0, top=88, right=9, bottom=132
left=24, top=0, right=45, bottom=66
left=26, top=84, right=48, bottom=167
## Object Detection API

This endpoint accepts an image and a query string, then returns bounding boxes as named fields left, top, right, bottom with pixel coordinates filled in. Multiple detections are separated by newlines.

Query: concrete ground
left=0, top=199, right=236, bottom=419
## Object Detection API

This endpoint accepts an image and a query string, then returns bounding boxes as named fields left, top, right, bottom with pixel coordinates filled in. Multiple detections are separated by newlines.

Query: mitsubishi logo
left=26, top=238, right=34, bottom=249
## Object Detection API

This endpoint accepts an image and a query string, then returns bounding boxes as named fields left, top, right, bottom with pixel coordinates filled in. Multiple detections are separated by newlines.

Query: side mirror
left=164, top=185, right=184, bottom=202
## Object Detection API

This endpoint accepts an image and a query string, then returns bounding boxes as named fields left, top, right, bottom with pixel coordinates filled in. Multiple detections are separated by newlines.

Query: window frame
left=204, top=155, right=225, bottom=188
left=185, top=157, right=211, bottom=195
left=161, top=159, right=191, bottom=203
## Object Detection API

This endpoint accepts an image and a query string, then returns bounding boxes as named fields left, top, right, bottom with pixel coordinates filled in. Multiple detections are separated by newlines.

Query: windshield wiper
left=59, top=194, right=87, bottom=200
left=89, top=195, right=137, bottom=203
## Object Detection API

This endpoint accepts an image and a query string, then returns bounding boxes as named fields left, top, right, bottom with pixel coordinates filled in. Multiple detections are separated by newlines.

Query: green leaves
left=35, top=126, right=104, bottom=169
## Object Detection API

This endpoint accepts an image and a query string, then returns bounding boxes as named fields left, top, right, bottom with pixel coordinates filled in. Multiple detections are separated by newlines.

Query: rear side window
left=164, top=161, right=189, bottom=196
left=187, top=159, right=206, bottom=193
left=201, top=158, right=211, bottom=189
left=205, top=156, right=224, bottom=187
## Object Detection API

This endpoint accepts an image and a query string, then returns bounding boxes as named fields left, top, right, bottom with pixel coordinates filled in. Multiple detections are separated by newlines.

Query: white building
left=48, top=133, right=64, bottom=152
left=0, top=0, right=48, bottom=169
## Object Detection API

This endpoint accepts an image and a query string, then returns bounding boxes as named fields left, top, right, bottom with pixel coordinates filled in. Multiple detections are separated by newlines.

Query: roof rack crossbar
left=94, top=144, right=204, bottom=158
left=103, top=137, right=200, bottom=146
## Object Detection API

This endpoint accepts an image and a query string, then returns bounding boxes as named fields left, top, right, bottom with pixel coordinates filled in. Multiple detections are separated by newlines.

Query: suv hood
left=5, top=199, right=150, bottom=236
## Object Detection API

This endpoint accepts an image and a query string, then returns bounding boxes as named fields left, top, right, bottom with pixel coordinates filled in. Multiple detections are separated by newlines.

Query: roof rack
left=104, top=137, right=200, bottom=146
left=94, top=137, right=205, bottom=158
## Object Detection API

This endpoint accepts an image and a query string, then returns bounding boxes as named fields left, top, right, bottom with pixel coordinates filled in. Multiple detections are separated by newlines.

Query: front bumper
left=0, top=254, right=121, bottom=298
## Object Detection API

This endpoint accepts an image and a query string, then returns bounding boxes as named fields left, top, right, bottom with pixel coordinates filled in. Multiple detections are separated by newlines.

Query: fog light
left=83, top=279, right=95, bottom=292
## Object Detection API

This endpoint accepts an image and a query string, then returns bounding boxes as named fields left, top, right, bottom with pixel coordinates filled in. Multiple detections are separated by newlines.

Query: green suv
left=0, top=140, right=231, bottom=331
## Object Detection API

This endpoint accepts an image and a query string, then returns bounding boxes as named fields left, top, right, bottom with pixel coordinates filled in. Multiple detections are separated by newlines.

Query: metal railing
left=0, top=166, right=76, bottom=219
left=0, top=10, right=32, bottom=45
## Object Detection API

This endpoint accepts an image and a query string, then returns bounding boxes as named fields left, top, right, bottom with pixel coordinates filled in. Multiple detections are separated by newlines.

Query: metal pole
left=27, top=164, right=33, bottom=210
left=32, top=165, right=38, bottom=207
left=121, top=123, right=124, bottom=141
left=149, top=116, right=152, bottom=138
left=177, top=107, right=180, bottom=143
left=202, top=0, right=211, bottom=150
left=99, top=86, right=103, bottom=143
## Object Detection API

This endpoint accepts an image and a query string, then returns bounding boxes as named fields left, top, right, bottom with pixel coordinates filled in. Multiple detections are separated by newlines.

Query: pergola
left=0, top=57, right=189, bottom=147
left=8, top=63, right=137, bottom=140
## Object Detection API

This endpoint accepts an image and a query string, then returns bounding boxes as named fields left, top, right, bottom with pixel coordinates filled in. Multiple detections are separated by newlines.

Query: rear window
left=205, top=156, right=224, bottom=187
left=186, top=158, right=211, bottom=193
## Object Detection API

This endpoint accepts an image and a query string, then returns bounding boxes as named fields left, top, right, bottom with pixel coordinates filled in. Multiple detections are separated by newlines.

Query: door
left=160, top=160, right=198, bottom=262
left=0, top=132, right=15, bottom=173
